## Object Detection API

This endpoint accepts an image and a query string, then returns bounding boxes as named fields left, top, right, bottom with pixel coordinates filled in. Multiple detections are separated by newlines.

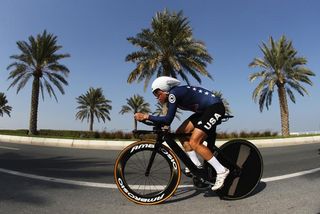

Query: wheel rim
left=123, top=149, right=173, bottom=196
left=114, top=142, right=181, bottom=204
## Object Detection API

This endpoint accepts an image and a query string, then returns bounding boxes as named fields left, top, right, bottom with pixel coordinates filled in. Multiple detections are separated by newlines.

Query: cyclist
left=134, top=76, right=230, bottom=190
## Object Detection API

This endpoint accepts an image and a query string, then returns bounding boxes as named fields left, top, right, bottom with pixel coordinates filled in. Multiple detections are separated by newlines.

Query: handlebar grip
left=141, top=120, right=155, bottom=126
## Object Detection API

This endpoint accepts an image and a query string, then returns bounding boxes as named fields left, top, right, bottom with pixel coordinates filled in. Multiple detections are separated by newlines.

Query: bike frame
left=144, top=127, right=241, bottom=181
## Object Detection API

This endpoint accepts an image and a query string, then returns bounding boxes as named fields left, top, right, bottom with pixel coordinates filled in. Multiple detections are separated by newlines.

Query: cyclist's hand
left=134, top=113, right=149, bottom=121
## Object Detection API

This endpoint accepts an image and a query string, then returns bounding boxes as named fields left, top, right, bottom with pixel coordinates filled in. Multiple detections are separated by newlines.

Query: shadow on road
left=0, top=171, right=80, bottom=206
left=0, top=152, right=114, bottom=205
left=164, top=181, right=267, bottom=204
left=0, top=152, right=114, bottom=180
left=203, top=181, right=266, bottom=200
left=246, top=181, right=267, bottom=198
left=164, top=187, right=211, bottom=204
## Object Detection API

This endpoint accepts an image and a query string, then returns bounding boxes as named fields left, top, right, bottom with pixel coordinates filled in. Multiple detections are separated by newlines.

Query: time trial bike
left=114, top=115, right=263, bottom=205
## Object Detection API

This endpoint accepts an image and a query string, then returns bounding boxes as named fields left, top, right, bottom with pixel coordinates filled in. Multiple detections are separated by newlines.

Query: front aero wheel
left=114, top=141, right=181, bottom=205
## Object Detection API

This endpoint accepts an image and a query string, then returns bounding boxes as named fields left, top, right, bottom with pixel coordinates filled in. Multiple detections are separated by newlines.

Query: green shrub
left=216, top=130, right=279, bottom=139
left=0, top=129, right=279, bottom=139
left=0, top=129, right=28, bottom=136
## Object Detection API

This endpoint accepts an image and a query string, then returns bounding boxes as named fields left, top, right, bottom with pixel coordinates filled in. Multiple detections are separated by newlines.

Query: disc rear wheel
left=216, top=139, right=263, bottom=199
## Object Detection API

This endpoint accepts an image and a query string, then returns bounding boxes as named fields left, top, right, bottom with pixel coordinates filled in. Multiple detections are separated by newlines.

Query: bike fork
left=144, top=142, right=161, bottom=176
left=144, top=150, right=156, bottom=177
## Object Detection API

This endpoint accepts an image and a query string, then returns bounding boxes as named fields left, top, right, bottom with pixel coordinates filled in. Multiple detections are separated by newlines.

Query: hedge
left=0, top=129, right=278, bottom=140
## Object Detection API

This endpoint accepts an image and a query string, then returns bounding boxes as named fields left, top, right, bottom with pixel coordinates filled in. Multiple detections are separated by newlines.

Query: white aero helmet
left=151, top=76, right=181, bottom=93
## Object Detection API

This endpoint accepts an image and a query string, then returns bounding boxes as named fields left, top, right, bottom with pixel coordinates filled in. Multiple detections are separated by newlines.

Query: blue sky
left=0, top=0, right=319, bottom=133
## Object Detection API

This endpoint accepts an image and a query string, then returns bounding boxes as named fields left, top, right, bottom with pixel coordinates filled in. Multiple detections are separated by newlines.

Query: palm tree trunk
left=162, top=62, right=171, bottom=76
left=29, top=77, right=40, bottom=135
left=89, top=112, right=94, bottom=131
left=161, top=103, right=171, bottom=131
left=134, top=119, right=137, bottom=130
left=278, top=85, right=290, bottom=136
left=161, top=65, right=171, bottom=116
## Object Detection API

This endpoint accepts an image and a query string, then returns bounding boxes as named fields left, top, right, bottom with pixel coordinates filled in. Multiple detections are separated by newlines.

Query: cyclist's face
left=153, top=90, right=168, bottom=104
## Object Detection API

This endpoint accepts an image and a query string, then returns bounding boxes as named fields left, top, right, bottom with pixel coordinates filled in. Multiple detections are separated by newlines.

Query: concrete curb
left=0, top=134, right=319, bottom=150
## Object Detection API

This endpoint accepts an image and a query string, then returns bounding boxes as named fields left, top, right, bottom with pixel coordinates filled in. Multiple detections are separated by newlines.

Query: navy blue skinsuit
left=149, top=85, right=222, bottom=125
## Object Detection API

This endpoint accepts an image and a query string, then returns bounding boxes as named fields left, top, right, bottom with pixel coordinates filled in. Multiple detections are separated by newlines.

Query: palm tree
left=212, top=91, right=232, bottom=115
left=119, top=94, right=151, bottom=130
left=76, top=87, right=112, bottom=131
left=249, top=35, right=315, bottom=136
left=126, top=9, right=213, bottom=90
left=7, top=30, right=70, bottom=135
left=0, top=93, right=12, bottom=117
left=153, top=102, right=183, bottom=121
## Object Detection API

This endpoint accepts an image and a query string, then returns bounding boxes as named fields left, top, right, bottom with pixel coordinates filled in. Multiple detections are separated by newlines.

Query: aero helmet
left=151, top=76, right=181, bottom=93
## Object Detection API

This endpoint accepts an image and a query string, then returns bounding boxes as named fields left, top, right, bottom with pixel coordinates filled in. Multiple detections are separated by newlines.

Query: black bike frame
left=164, top=135, right=204, bottom=178
left=144, top=128, right=240, bottom=180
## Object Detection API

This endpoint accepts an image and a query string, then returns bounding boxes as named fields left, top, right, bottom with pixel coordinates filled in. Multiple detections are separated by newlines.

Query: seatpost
left=206, top=127, right=217, bottom=153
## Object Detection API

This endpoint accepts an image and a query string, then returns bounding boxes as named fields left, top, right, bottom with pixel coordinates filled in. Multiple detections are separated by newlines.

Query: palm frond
left=249, top=35, right=315, bottom=113
left=120, top=94, right=151, bottom=115
left=7, top=30, right=70, bottom=101
left=0, top=93, right=12, bottom=117
left=75, top=87, right=112, bottom=129
left=126, top=9, right=213, bottom=90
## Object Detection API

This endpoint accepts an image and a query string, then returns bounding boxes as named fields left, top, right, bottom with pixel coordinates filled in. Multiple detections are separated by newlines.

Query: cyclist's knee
left=176, top=129, right=190, bottom=144
left=189, top=129, right=207, bottom=150
left=182, top=142, right=192, bottom=151
left=189, top=136, right=202, bottom=150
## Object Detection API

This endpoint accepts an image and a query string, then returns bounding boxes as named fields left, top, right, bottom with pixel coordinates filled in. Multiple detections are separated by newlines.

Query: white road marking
left=261, top=167, right=320, bottom=182
left=0, top=146, right=20, bottom=150
left=0, top=168, right=116, bottom=188
left=0, top=167, right=320, bottom=189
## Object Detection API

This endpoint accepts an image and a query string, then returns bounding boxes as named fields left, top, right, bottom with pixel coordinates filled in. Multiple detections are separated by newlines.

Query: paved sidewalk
left=0, top=134, right=319, bottom=150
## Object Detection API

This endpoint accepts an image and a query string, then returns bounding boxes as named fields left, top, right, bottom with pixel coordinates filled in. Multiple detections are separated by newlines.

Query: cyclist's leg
left=176, top=114, right=202, bottom=174
left=176, top=118, right=194, bottom=152
left=188, top=103, right=229, bottom=190
left=189, top=129, right=213, bottom=160
left=188, top=103, right=225, bottom=162
left=190, top=129, right=230, bottom=190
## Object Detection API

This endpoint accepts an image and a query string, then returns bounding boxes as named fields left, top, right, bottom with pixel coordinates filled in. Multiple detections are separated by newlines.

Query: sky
left=0, top=0, right=319, bottom=134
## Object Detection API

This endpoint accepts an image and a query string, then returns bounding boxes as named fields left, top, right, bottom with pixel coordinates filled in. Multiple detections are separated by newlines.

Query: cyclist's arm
left=148, top=96, right=177, bottom=125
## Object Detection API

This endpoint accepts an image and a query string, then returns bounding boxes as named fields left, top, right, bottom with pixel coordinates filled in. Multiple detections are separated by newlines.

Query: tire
left=216, top=139, right=264, bottom=200
left=114, top=141, right=181, bottom=205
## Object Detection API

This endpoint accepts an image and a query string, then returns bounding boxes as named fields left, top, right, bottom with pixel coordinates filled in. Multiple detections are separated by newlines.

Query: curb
left=0, top=134, right=319, bottom=150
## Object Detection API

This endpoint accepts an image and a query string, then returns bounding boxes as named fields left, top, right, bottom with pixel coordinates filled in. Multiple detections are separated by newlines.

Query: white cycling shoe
left=211, top=168, right=230, bottom=191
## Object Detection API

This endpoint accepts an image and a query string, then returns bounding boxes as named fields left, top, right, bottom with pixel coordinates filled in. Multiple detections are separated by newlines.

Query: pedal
left=204, top=180, right=214, bottom=186
left=192, top=177, right=210, bottom=190
left=182, top=168, right=193, bottom=178
left=183, top=172, right=193, bottom=178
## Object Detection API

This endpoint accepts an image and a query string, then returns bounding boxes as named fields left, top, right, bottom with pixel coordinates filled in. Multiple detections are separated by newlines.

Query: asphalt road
left=0, top=141, right=319, bottom=214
